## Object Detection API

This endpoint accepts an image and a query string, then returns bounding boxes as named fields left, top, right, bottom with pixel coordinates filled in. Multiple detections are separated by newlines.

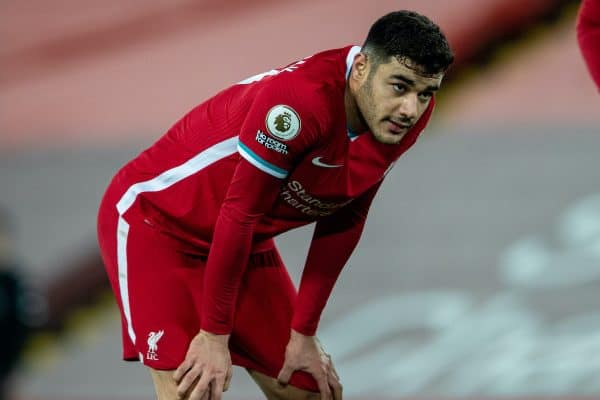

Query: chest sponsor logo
left=265, top=105, right=301, bottom=141
left=256, top=130, right=288, bottom=154
left=311, top=156, right=343, bottom=168
left=280, top=179, right=352, bottom=217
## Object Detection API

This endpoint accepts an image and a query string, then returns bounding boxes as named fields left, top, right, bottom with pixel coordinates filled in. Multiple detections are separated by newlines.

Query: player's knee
left=149, top=368, right=179, bottom=399
left=247, top=369, right=320, bottom=400
left=266, top=384, right=321, bottom=400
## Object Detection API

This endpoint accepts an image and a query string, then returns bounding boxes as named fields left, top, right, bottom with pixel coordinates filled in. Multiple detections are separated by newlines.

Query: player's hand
left=173, top=330, right=232, bottom=400
left=277, top=329, right=343, bottom=400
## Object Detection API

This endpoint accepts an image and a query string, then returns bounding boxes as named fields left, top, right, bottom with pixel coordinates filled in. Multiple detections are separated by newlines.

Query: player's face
left=352, top=54, right=444, bottom=145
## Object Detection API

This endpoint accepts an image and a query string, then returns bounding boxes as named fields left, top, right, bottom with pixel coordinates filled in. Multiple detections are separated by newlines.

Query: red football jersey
left=115, top=45, right=432, bottom=249
left=109, top=45, right=434, bottom=335
left=578, top=0, right=600, bottom=90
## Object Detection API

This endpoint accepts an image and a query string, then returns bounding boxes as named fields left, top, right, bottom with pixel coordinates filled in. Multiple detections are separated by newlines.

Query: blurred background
left=1, top=0, right=599, bottom=399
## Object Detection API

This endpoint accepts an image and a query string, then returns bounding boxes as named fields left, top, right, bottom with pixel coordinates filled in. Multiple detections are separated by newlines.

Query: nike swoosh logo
left=311, top=156, right=343, bottom=168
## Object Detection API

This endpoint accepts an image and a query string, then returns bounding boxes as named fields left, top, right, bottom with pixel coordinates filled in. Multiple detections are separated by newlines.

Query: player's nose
left=396, top=93, right=418, bottom=122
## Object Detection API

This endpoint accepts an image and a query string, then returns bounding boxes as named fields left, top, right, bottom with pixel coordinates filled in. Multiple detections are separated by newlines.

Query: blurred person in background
left=98, top=10, right=453, bottom=400
left=0, top=208, right=30, bottom=400
left=577, top=0, right=600, bottom=90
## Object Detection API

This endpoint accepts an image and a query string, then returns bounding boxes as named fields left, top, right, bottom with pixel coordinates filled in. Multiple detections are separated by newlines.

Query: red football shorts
left=97, top=193, right=318, bottom=392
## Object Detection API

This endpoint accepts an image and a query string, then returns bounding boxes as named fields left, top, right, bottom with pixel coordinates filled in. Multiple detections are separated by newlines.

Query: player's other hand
left=277, top=329, right=343, bottom=400
left=173, top=330, right=232, bottom=400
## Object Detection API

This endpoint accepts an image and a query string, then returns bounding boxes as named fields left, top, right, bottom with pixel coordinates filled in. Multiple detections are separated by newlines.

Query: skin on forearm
left=199, top=330, right=231, bottom=345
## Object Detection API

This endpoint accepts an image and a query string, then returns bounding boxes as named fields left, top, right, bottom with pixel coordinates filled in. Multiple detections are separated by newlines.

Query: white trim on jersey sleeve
left=237, top=141, right=288, bottom=179
left=116, top=137, right=240, bottom=214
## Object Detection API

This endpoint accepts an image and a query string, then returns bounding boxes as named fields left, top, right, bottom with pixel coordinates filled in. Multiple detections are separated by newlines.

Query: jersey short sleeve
left=237, top=83, right=325, bottom=179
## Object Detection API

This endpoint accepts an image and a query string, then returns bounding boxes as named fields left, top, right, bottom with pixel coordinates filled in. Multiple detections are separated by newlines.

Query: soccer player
left=97, top=10, right=453, bottom=400
left=577, top=0, right=600, bottom=90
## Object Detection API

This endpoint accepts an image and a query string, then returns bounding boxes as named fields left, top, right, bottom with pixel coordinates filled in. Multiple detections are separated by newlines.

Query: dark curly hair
left=362, top=10, right=454, bottom=75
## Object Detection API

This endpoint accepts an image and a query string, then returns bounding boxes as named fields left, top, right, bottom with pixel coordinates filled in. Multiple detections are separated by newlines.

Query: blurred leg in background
left=0, top=208, right=31, bottom=400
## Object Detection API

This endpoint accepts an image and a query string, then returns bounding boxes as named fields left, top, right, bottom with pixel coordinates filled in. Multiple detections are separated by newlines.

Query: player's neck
left=344, top=83, right=368, bottom=134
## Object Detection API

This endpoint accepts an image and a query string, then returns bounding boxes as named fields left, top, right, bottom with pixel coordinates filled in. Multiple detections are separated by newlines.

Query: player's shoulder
left=257, top=46, right=358, bottom=130
left=279, top=45, right=356, bottom=97
left=578, top=0, right=600, bottom=22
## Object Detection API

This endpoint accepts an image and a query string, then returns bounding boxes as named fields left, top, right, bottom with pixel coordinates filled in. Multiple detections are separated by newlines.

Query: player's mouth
left=386, top=119, right=412, bottom=134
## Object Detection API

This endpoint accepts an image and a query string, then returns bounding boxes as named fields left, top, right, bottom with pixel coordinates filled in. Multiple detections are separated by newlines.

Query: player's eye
left=418, top=91, right=433, bottom=102
left=392, top=84, right=407, bottom=94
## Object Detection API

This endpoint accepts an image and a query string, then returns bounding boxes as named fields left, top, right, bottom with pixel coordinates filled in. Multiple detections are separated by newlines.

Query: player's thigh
left=247, top=369, right=320, bottom=400
left=150, top=367, right=233, bottom=400
left=149, top=368, right=179, bottom=400
left=116, top=218, right=205, bottom=369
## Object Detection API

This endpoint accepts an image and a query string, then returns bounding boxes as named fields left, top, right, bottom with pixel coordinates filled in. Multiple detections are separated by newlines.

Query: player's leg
left=98, top=203, right=206, bottom=399
left=149, top=368, right=232, bottom=400
left=228, top=249, right=322, bottom=399
left=247, top=369, right=321, bottom=400
left=149, top=369, right=179, bottom=399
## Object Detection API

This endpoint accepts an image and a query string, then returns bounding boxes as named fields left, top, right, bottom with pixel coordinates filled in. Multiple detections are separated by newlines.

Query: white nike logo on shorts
left=311, top=156, right=343, bottom=168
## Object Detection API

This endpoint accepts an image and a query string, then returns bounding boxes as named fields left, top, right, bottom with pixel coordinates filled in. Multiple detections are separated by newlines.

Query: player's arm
left=292, top=180, right=383, bottom=335
left=173, top=159, right=284, bottom=400
left=276, top=180, right=383, bottom=400
left=577, top=0, right=600, bottom=90
left=200, top=160, right=283, bottom=332
left=174, top=85, right=322, bottom=399
left=201, top=88, right=323, bottom=335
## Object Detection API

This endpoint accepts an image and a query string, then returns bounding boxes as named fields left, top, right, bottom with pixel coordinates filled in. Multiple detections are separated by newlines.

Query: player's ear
left=351, top=53, right=369, bottom=81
